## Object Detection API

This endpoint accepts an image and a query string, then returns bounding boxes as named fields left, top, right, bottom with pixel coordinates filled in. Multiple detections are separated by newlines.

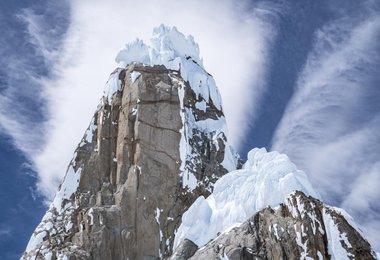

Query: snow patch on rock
left=322, top=208, right=354, bottom=259
left=170, top=73, right=239, bottom=191
left=25, top=231, right=47, bottom=254
left=103, top=68, right=123, bottom=104
left=52, top=166, right=81, bottom=212
left=130, top=71, right=141, bottom=83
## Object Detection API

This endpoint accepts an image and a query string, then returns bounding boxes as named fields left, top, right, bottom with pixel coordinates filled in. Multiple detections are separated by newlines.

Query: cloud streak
left=0, top=1, right=70, bottom=190
left=272, top=10, right=380, bottom=250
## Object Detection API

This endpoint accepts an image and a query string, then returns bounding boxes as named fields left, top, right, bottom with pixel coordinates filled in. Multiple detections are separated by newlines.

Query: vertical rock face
left=22, top=63, right=240, bottom=260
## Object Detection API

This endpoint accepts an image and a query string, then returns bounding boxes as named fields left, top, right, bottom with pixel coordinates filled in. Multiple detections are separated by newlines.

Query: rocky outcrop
left=22, top=64, right=240, bottom=260
left=171, top=239, right=198, bottom=260
left=182, top=191, right=376, bottom=260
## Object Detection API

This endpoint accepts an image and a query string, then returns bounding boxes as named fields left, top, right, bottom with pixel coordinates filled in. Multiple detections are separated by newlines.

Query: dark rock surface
left=171, top=239, right=199, bottom=260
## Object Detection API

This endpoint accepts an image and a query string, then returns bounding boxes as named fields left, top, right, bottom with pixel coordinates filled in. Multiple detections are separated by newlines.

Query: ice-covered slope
left=173, top=191, right=376, bottom=259
left=174, top=147, right=320, bottom=248
left=173, top=148, right=377, bottom=259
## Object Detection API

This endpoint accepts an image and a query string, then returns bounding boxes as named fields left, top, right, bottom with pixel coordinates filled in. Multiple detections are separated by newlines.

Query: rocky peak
left=22, top=31, right=240, bottom=258
left=23, top=26, right=377, bottom=260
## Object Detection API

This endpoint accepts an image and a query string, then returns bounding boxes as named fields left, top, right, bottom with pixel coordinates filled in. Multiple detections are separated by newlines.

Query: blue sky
left=1, top=0, right=379, bottom=258
left=0, top=1, right=69, bottom=258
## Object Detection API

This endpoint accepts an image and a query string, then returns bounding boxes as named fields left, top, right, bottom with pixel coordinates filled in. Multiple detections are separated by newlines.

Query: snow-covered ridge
left=173, top=147, right=320, bottom=248
left=115, top=24, right=222, bottom=111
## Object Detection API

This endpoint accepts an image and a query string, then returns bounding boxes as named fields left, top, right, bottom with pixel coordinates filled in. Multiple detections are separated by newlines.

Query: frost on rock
left=173, top=147, right=320, bottom=249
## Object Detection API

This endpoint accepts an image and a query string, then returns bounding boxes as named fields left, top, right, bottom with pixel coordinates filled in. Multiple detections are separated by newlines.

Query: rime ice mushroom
left=174, top=147, right=320, bottom=248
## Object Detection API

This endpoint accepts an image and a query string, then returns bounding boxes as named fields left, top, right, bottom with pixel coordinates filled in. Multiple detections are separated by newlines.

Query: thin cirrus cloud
left=271, top=12, right=380, bottom=250
left=0, top=1, right=69, bottom=160
left=1, top=0, right=279, bottom=199
left=0, top=50, right=45, bottom=160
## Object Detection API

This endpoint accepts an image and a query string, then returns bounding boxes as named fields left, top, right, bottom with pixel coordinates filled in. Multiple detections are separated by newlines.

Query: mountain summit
left=23, top=25, right=377, bottom=260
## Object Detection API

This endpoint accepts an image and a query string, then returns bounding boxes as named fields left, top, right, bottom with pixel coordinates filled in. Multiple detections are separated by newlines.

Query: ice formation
left=115, top=25, right=222, bottom=110
left=173, top=147, right=320, bottom=248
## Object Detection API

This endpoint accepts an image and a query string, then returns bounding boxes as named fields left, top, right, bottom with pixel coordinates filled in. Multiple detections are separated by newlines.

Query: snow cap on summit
left=115, top=24, right=203, bottom=68
left=114, top=24, right=223, bottom=111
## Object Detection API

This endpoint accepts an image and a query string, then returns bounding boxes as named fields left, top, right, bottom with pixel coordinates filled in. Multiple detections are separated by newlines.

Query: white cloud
left=0, top=67, right=45, bottom=158
left=58, top=0, right=279, bottom=147
left=17, top=8, right=61, bottom=64
left=272, top=14, right=380, bottom=250
left=0, top=226, right=11, bottom=238
left=1, top=0, right=280, bottom=198
left=0, top=2, right=68, bottom=159
left=341, top=161, right=380, bottom=251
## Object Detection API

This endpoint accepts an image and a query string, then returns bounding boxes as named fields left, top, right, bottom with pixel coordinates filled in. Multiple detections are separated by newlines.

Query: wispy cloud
left=342, top=160, right=380, bottom=249
left=0, top=1, right=70, bottom=152
left=17, top=8, right=63, bottom=65
left=53, top=0, right=281, bottom=148
left=1, top=0, right=280, bottom=198
left=0, top=54, right=45, bottom=158
left=272, top=11, right=380, bottom=250
left=0, top=225, right=12, bottom=239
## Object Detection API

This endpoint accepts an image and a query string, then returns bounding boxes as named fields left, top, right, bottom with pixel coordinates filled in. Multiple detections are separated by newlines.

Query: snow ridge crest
left=114, top=24, right=222, bottom=111
left=116, top=24, right=203, bottom=68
